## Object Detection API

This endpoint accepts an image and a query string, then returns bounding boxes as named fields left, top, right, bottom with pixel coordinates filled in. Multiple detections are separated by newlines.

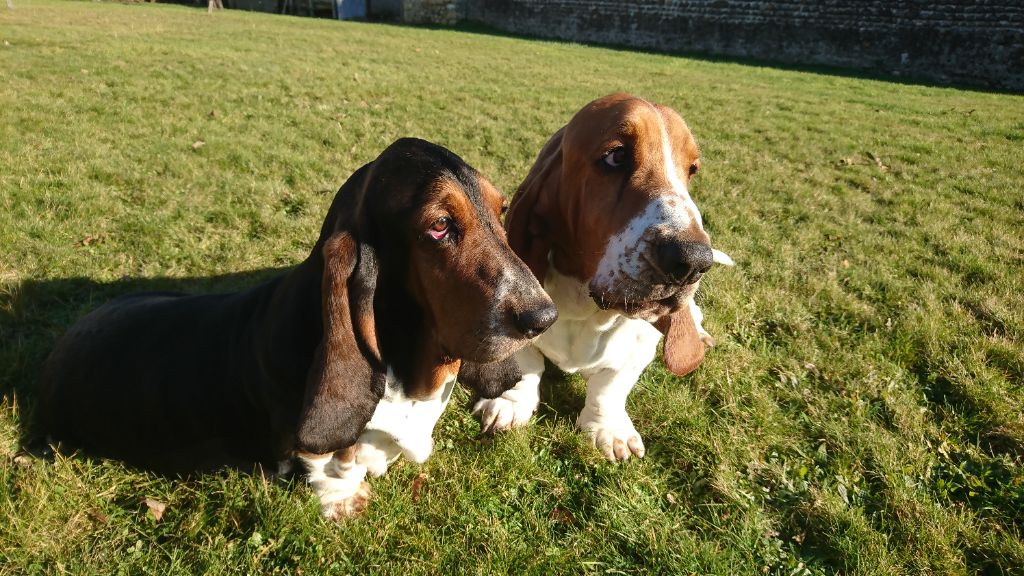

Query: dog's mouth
left=588, top=287, right=688, bottom=321
left=449, top=332, right=529, bottom=365
left=588, top=246, right=728, bottom=320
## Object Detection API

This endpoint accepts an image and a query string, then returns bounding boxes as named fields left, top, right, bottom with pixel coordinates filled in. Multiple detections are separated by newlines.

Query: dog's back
left=37, top=285, right=302, bottom=472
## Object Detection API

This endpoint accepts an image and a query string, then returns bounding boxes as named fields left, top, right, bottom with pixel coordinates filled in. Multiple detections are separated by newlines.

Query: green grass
left=2, top=1, right=1023, bottom=574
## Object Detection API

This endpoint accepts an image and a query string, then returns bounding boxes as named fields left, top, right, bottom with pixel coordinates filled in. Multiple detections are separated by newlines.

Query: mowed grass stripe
left=1, top=1, right=1022, bottom=574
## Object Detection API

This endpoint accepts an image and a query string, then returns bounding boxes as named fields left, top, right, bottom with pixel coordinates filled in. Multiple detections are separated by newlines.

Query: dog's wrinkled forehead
left=567, top=95, right=700, bottom=183
left=369, top=138, right=501, bottom=229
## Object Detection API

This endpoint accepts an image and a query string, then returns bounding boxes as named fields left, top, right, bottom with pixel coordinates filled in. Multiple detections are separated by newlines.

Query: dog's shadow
left=535, top=365, right=586, bottom=424
left=0, top=268, right=290, bottom=449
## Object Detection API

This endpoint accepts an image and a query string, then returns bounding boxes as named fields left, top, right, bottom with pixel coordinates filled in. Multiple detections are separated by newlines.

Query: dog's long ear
left=296, top=166, right=384, bottom=455
left=654, top=297, right=706, bottom=377
left=506, top=128, right=564, bottom=281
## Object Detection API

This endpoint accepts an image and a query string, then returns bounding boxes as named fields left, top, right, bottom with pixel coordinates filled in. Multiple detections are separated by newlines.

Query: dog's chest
left=360, top=368, right=455, bottom=464
left=534, top=269, right=662, bottom=373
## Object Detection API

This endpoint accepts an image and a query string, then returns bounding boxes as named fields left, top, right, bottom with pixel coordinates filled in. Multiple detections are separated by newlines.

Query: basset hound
left=37, top=138, right=557, bottom=519
left=465, top=94, right=734, bottom=461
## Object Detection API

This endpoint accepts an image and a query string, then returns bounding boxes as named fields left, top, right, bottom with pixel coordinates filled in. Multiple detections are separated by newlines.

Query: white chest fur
left=297, top=367, right=456, bottom=519
left=474, top=265, right=663, bottom=460
left=355, top=368, right=456, bottom=477
left=532, top=266, right=663, bottom=374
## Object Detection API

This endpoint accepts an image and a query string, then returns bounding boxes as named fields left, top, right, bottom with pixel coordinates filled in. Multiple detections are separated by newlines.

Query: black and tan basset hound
left=37, top=138, right=556, bottom=519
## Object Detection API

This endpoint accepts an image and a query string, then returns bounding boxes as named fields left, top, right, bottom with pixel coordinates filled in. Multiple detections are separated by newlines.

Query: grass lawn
left=2, top=1, right=1023, bottom=574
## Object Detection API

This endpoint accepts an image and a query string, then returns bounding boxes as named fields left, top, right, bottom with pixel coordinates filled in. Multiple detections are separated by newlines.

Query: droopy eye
left=428, top=216, right=452, bottom=240
left=688, top=162, right=699, bottom=177
left=602, top=147, right=627, bottom=168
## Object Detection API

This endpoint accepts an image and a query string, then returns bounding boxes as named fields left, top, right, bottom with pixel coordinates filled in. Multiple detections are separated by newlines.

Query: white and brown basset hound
left=38, top=138, right=556, bottom=519
left=467, top=94, right=734, bottom=461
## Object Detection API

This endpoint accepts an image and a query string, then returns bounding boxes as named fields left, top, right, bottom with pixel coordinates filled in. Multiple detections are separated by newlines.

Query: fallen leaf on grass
left=191, top=140, right=206, bottom=150
left=144, top=497, right=166, bottom=522
left=866, top=151, right=889, bottom=172
left=548, top=507, right=575, bottom=524
left=411, top=472, right=428, bottom=503
left=76, top=233, right=107, bottom=247
left=87, top=507, right=109, bottom=525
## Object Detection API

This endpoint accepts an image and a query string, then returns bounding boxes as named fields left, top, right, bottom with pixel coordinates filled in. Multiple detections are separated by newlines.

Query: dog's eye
left=602, top=147, right=627, bottom=168
left=428, top=217, right=451, bottom=240
left=688, top=162, right=699, bottom=177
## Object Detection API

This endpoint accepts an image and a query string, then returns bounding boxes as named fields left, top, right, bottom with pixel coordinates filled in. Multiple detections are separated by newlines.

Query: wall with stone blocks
left=401, top=0, right=458, bottom=25
left=454, top=1, right=1022, bottom=91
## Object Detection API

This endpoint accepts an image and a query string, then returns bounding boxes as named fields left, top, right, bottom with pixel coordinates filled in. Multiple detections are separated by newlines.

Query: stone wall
left=455, top=1, right=1023, bottom=91
left=401, top=0, right=458, bottom=25
left=369, top=0, right=402, bottom=19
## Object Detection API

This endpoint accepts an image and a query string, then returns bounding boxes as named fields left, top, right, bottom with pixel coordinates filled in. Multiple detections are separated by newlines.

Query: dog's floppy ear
left=654, top=297, right=706, bottom=377
left=506, top=127, right=564, bottom=281
left=296, top=166, right=384, bottom=455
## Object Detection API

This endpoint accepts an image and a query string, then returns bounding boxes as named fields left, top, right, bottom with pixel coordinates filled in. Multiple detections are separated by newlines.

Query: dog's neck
left=543, top=261, right=622, bottom=329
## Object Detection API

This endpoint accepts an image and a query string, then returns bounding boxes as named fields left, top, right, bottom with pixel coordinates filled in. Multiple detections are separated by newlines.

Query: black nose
left=655, top=239, right=713, bottom=285
left=514, top=303, right=558, bottom=339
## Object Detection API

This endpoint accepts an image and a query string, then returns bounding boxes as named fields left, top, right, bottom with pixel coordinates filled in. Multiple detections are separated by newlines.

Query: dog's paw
left=473, top=394, right=537, bottom=434
left=578, top=413, right=645, bottom=461
left=321, top=481, right=371, bottom=521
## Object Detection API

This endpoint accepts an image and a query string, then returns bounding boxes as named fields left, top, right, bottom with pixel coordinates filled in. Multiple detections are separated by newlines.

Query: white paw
left=473, top=395, right=537, bottom=433
left=354, top=433, right=404, bottom=477
left=698, top=328, right=716, bottom=348
left=321, top=481, right=371, bottom=521
left=578, top=413, right=645, bottom=461
left=689, top=300, right=716, bottom=348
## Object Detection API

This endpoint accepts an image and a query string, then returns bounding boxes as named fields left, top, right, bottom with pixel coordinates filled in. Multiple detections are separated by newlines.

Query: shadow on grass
left=911, top=359, right=1024, bottom=460
left=0, top=267, right=289, bottom=449
left=535, top=364, right=584, bottom=424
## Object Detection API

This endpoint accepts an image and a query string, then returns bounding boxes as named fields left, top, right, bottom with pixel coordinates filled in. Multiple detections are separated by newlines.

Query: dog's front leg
left=298, top=447, right=371, bottom=520
left=577, top=342, right=658, bottom=462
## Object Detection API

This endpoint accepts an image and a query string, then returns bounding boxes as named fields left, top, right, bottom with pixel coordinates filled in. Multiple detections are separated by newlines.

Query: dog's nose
left=513, top=303, right=558, bottom=339
left=655, top=239, right=713, bottom=285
